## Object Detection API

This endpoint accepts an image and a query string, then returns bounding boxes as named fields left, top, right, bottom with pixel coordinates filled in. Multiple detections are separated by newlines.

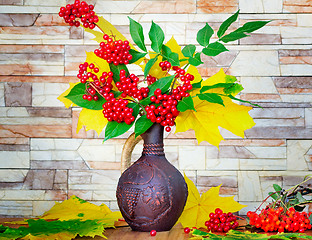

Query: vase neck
left=141, top=123, right=164, bottom=156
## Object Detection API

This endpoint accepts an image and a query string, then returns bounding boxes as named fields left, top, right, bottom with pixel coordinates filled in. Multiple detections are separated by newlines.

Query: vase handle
left=120, top=132, right=143, bottom=173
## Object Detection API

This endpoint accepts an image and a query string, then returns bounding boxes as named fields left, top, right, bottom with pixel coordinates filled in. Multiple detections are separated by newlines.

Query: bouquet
left=58, top=0, right=269, bottom=147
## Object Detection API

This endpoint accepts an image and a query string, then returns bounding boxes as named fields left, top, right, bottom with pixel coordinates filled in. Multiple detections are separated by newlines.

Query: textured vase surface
left=116, top=123, right=188, bottom=232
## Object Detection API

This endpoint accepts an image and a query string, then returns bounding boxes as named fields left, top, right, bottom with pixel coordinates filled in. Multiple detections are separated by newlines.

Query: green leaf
left=104, top=103, right=140, bottom=141
left=228, top=94, right=262, bottom=108
left=188, top=52, right=203, bottom=66
left=191, top=79, right=202, bottom=90
left=177, top=96, right=196, bottom=112
left=196, top=23, right=214, bottom=47
left=223, top=83, right=244, bottom=95
left=140, top=75, right=175, bottom=105
left=268, top=192, right=279, bottom=200
left=197, top=93, right=224, bottom=106
left=296, top=192, right=306, bottom=203
left=182, top=44, right=196, bottom=58
left=65, top=83, right=106, bottom=110
left=273, top=184, right=282, bottom=193
left=202, top=42, right=229, bottom=57
left=144, top=56, right=158, bottom=77
left=162, top=45, right=179, bottom=66
left=128, top=49, right=147, bottom=64
left=128, top=17, right=147, bottom=52
left=219, top=31, right=249, bottom=43
left=217, top=10, right=240, bottom=38
left=134, top=115, right=153, bottom=137
left=200, top=83, right=236, bottom=93
left=236, top=21, right=271, bottom=34
left=109, top=63, right=129, bottom=83
left=149, top=21, right=165, bottom=53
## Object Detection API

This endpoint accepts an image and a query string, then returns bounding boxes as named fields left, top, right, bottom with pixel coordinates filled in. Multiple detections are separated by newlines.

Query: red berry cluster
left=58, top=0, right=98, bottom=29
left=248, top=207, right=312, bottom=233
left=77, top=62, right=99, bottom=84
left=205, top=208, right=239, bottom=233
left=102, top=99, right=135, bottom=124
left=116, top=70, right=149, bottom=100
left=159, top=60, right=172, bottom=71
left=146, top=75, right=157, bottom=85
left=94, top=34, right=132, bottom=65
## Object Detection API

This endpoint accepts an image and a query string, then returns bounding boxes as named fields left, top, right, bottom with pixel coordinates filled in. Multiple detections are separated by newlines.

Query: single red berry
left=150, top=230, right=157, bottom=236
left=184, top=227, right=191, bottom=234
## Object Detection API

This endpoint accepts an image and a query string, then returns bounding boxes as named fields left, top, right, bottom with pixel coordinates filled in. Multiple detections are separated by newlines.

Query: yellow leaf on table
left=77, top=108, right=108, bottom=136
left=21, top=232, right=76, bottom=240
left=40, top=196, right=121, bottom=225
left=57, top=82, right=78, bottom=108
left=177, top=175, right=246, bottom=229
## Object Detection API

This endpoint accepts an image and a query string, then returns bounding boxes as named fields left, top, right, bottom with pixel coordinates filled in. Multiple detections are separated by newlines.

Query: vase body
left=116, top=123, right=188, bottom=232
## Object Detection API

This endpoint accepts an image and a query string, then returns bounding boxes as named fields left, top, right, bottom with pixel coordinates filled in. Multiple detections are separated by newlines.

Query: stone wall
left=0, top=0, right=311, bottom=217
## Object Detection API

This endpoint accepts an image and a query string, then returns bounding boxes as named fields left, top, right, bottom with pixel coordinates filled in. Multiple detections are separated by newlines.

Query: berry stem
left=89, top=82, right=104, bottom=97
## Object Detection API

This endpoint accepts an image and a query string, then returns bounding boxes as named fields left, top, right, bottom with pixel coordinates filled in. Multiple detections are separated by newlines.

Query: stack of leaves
left=0, top=196, right=122, bottom=240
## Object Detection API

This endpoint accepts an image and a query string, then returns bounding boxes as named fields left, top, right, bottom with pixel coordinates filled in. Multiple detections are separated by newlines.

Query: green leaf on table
left=188, top=52, right=203, bottom=66
left=144, top=56, right=159, bottom=77
left=182, top=44, right=196, bottom=58
left=219, top=31, right=249, bottom=43
left=140, top=75, right=175, bottom=105
left=217, top=10, right=240, bottom=38
left=177, top=96, right=196, bottom=112
left=134, top=115, right=153, bottom=137
left=65, top=83, right=106, bottom=110
left=196, top=23, right=214, bottom=47
left=149, top=21, right=165, bottom=53
left=197, top=93, right=224, bottom=106
left=202, top=42, right=229, bottom=56
left=128, top=49, right=147, bottom=64
left=128, top=17, right=147, bottom=52
left=104, top=103, right=140, bottom=141
left=109, top=63, right=129, bottom=83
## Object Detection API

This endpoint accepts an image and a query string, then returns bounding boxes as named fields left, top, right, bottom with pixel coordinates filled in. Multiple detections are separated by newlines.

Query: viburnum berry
left=59, top=0, right=98, bottom=29
left=94, top=36, right=132, bottom=65
left=102, top=98, right=135, bottom=124
left=205, top=209, right=239, bottom=233
left=184, top=227, right=191, bottom=234
left=150, top=230, right=157, bottom=236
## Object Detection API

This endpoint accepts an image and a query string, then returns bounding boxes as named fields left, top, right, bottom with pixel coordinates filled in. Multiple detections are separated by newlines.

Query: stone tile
left=238, top=171, right=263, bottom=201
left=197, top=0, right=238, bottom=13
left=280, top=94, right=312, bottom=103
left=240, top=0, right=283, bottom=13
left=54, top=170, right=67, bottom=184
left=0, top=201, right=32, bottom=217
left=23, top=170, right=55, bottom=190
left=0, top=76, right=76, bottom=83
left=280, top=56, right=312, bottom=65
left=306, top=108, right=312, bottom=128
left=283, top=175, right=312, bottom=189
left=0, top=137, right=29, bottom=145
left=24, top=0, right=66, bottom=6
left=0, top=143, right=29, bottom=151
left=31, top=160, right=89, bottom=170
left=0, top=124, right=71, bottom=138
left=0, top=0, right=23, bottom=5
left=239, top=33, right=281, bottom=45
left=92, top=190, right=117, bottom=201
left=0, top=64, right=64, bottom=76
left=31, top=150, right=82, bottom=161
left=197, top=175, right=237, bottom=188
left=0, top=44, right=64, bottom=54
left=250, top=107, right=304, bottom=119
left=254, top=118, right=305, bottom=127
left=239, top=93, right=282, bottom=102
left=297, top=14, right=312, bottom=27
left=31, top=138, right=82, bottom=151
left=281, top=65, right=312, bottom=76
left=273, top=76, right=312, bottom=89
left=68, top=190, right=92, bottom=200
left=260, top=176, right=283, bottom=199
left=240, top=159, right=287, bottom=170
left=0, top=151, right=29, bottom=168
left=0, top=170, right=28, bottom=182
left=238, top=201, right=263, bottom=215
left=32, top=83, right=69, bottom=107
left=88, top=161, right=121, bottom=170
left=69, top=26, right=83, bottom=39
left=26, top=107, right=71, bottom=118
left=218, top=146, right=256, bottom=159
left=229, top=51, right=280, bottom=77
left=0, top=14, right=39, bottom=27
left=287, top=140, right=312, bottom=171
left=245, top=146, right=286, bottom=158
left=0, top=83, right=4, bottom=106
left=246, top=126, right=312, bottom=139
left=4, top=82, right=32, bottom=107
left=198, top=186, right=237, bottom=196
left=206, top=158, right=239, bottom=170
left=281, top=27, right=312, bottom=41
left=0, top=190, right=67, bottom=201
left=283, top=0, right=312, bottom=13
left=95, top=1, right=139, bottom=13
left=69, top=170, right=120, bottom=185
left=32, top=200, right=57, bottom=216
left=77, top=140, right=115, bottom=162
left=178, top=145, right=205, bottom=170
left=133, top=1, right=196, bottom=14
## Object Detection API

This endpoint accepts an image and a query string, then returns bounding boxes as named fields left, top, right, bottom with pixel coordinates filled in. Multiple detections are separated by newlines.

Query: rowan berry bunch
left=116, top=69, right=149, bottom=100
left=102, top=98, right=135, bottom=124
left=205, top=208, right=239, bottom=233
left=94, top=35, right=133, bottom=65
left=248, top=207, right=312, bottom=233
left=58, top=0, right=98, bottom=29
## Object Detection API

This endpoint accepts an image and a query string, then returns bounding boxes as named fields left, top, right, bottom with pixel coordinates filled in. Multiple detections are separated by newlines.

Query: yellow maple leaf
left=77, top=108, right=108, bottom=136
left=57, top=82, right=78, bottom=108
left=21, top=232, right=75, bottom=240
left=175, top=69, right=255, bottom=147
left=177, top=175, right=246, bottom=229
left=40, top=196, right=121, bottom=225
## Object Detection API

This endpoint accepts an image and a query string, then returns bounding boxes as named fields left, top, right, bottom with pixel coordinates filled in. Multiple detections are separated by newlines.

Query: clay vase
left=116, top=123, right=188, bottom=232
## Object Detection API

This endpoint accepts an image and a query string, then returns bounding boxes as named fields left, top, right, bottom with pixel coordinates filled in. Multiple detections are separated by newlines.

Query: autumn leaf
left=85, top=51, right=110, bottom=79
left=177, top=175, right=246, bottom=229
left=165, top=36, right=188, bottom=66
left=57, top=82, right=78, bottom=108
left=175, top=69, right=255, bottom=147
left=77, top=108, right=108, bottom=136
